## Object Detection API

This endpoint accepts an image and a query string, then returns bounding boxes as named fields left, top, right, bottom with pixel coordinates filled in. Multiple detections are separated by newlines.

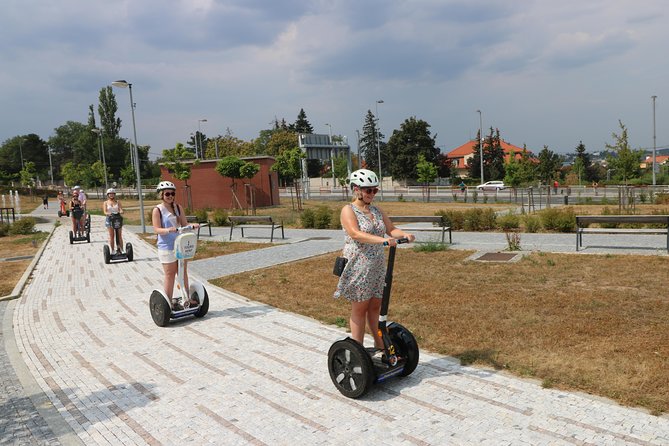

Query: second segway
left=149, top=226, right=209, bottom=327
left=327, top=237, right=419, bottom=399
left=69, top=208, right=90, bottom=244
left=103, top=212, right=133, bottom=264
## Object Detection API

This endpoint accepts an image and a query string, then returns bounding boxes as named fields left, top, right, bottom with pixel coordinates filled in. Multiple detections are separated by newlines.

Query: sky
left=1, top=0, right=667, bottom=160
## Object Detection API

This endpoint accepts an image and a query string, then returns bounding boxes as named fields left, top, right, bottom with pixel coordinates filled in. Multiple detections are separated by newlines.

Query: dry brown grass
left=0, top=233, right=49, bottom=296
left=212, top=249, right=669, bottom=415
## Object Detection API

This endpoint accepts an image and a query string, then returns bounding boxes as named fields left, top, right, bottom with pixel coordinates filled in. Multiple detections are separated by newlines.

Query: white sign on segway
left=175, top=232, right=197, bottom=260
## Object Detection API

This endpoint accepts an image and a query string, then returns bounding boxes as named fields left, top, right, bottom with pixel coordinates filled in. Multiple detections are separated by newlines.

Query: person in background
left=334, top=169, right=415, bottom=354
left=103, top=188, right=124, bottom=254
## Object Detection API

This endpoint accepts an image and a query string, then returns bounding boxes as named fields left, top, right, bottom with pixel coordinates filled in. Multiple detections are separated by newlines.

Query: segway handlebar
left=176, top=225, right=195, bottom=233
left=382, top=237, right=410, bottom=246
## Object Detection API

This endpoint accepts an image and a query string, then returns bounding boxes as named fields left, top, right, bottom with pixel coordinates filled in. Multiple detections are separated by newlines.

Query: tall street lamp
left=198, top=119, right=207, bottom=159
left=652, top=95, right=657, bottom=186
left=376, top=99, right=384, bottom=200
left=91, top=128, right=108, bottom=189
left=48, top=146, right=54, bottom=185
left=476, top=110, right=484, bottom=185
left=112, top=80, right=146, bottom=233
left=325, top=123, right=335, bottom=184
left=18, top=137, right=25, bottom=169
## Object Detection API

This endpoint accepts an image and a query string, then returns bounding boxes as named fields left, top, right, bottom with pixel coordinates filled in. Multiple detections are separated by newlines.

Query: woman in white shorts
left=151, top=181, right=199, bottom=310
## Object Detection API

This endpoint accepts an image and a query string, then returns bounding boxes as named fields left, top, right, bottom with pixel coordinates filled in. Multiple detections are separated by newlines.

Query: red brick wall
left=159, top=157, right=280, bottom=211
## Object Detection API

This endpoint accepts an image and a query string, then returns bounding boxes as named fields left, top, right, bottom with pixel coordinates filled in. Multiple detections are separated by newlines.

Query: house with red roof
left=640, top=155, right=669, bottom=169
left=446, top=139, right=532, bottom=178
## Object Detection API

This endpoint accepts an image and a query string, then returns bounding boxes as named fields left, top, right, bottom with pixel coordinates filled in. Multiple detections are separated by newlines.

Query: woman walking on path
left=334, top=169, right=414, bottom=353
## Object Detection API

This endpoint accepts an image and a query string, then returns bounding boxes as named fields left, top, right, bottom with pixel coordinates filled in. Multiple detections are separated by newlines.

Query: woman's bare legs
left=350, top=298, right=384, bottom=348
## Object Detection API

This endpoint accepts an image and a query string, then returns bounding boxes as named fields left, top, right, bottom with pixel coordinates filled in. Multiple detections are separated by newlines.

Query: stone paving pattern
left=2, top=206, right=669, bottom=445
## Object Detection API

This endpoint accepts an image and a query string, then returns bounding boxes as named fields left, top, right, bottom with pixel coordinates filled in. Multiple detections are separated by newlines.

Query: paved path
left=2, top=205, right=669, bottom=445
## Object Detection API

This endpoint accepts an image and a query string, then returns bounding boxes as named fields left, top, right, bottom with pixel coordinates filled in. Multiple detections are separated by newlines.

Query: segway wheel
left=103, top=245, right=111, bottom=264
left=66, top=210, right=70, bottom=217
left=125, top=243, right=133, bottom=262
left=149, top=290, right=171, bottom=327
left=86, top=231, right=90, bottom=243
left=69, top=231, right=73, bottom=244
left=388, top=322, right=420, bottom=377
left=194, top=288, right=209, bottom=318
left=57, top=211, right=62, bottom=217
left=328, top=338, right=374, bottom=399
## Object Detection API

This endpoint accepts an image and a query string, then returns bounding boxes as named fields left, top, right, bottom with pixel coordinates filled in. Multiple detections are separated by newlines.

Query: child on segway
left=151, top=181, right=200, bottom=311
left=103, top=188, right=124, bottom=254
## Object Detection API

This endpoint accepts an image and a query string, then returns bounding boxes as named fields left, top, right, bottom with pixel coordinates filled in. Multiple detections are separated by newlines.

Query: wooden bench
left=576, top=215, right=669, bottom=252
left=389, top=215, right=452, bottom=243
left=228, top=216, right=284, bottom=242
left=186, top=216, right=212, bottom=239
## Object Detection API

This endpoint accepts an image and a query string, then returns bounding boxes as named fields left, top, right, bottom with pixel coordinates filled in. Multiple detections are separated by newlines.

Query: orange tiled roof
left=447, top=139, right=530, bottom=161
left=644, top=155, right=669, bottom=164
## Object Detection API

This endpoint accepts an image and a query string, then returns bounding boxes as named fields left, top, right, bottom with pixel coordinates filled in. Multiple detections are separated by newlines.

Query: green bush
left=523, top=215, right=541, bottom=233
left=9, top=217, right=36, bottom=235
left=481, top=208, right=497, bottom=230
left=314, top=206, right=333, bottom=229
left=211, top=208, right=228, bottom=226
left=539, top=208, right=575, bottom=232
left=194, top=208, right=209, bottom=222
left=0, top=222, right=10, bottom=237
left=463, top=209, right=484, bottom=231
left=301, top=209, right=316, bottom=228
left=497, top=212, right=520, bottom=230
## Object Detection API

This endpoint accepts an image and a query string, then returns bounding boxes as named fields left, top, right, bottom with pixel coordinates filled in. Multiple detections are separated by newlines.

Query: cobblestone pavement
left=4, top=209, right=669, bottom=445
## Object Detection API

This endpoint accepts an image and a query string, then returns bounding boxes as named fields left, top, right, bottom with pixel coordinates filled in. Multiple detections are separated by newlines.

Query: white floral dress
left=334, top=204, right=386, bottom=302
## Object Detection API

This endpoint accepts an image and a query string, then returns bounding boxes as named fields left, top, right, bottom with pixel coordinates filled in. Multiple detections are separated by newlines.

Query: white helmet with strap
left=156, top=181, right=176, bottom=192
left=347, top=169, right=379, bottom=189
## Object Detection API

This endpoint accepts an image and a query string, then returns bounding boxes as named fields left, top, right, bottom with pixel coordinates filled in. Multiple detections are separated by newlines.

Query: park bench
left=575, top=215, right=669, bottom=252
left=389, top=215, right=452, bottom=243
left=186, top=215, right=212, bottom=239
left=228, top=215, right=284, bottom=242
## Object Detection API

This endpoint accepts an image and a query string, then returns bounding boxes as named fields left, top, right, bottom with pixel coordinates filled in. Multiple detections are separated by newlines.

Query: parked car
left=476, top=181, right=506, bottom=191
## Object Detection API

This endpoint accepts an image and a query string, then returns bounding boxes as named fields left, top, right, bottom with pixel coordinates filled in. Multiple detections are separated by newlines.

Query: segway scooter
left=103, top=212, right=133, bottom=264
left=327, top=238, right=419, bottom=399
left=149, top=226, right=209, bottom=327
left=69, top=208, right=90, bottom=244
left=57, top=198, right=69, bottom=217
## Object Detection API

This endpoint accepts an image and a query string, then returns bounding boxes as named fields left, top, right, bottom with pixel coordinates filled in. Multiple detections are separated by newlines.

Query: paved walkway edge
left=3, top=298, right=84, bottom=445
left=0, top=221, right=57, bottom=302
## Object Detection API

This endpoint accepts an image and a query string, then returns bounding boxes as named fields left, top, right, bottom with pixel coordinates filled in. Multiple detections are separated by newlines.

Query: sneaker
left=171, top=299, right=183, bottom=311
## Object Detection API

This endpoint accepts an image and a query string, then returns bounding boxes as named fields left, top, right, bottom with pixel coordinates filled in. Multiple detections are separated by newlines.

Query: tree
left=19, top=161, right=37, bottom=188
left=207, top=129, right=256, bottom=158
left=264, top=129, right=298, bottom=157
left=162, top=143, right=197, bottom=209
left=333, top=154, right=350, bottom=199
left=271, top=147, right=305, bottom=210
left=536, top=146, right=562, bottom=185
left=468, top=128, right=506, bottom=182
left=215, top=156, right=259, bottom=210
left=97, top=86, right=121, bottom=138
left=293, top=108, right=314, bottom=134
left=605, top=120, right=643, bottom=184
left=435, top=153, right=452, bottom=179
left=504, top=147, right=536, bottom=187
left=573, top=141, right=599, bottom=183
left=385, top=116, right=438, bottom=181
left=416, top=154, right=438, bottom=201
left=359, top=110, right=383, bottom=172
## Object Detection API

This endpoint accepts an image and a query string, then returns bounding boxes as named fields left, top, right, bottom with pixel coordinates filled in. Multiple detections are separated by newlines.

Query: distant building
left=640, top=155, right=669, bottom=169
left=446, top=139, right=531, bottom=178
left=297, top=133, right=352, bottom=198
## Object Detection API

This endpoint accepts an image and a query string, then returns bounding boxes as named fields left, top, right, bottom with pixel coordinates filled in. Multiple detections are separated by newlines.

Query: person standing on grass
left=334, top=169, right=415, bottom=354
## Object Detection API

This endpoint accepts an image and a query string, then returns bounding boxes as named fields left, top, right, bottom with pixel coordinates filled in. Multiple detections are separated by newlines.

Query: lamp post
left=325, top=123, right=335, bottom=185
left=652, top=95, right=657, bottom=186
left=376, top=99, right=384, bottom=200
left=476, top=110, right=484, bottom=185
left=355, top=129, right=361, bottom=170
left=91, top=128, right=108, bottom=189
left=198, top=119, right=207, bottom=159
left=48, top=147, right=54, bottom=185
left=111, top=80, right=145, bottom=233
left=18, top=138, right=24, bottom=169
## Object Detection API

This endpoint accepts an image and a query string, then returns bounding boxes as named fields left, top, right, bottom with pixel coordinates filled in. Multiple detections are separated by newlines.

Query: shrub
left=463, top=209, right=484, bottom=231
left=413, top=241, right=449, bottom=252
left=497, top=212, right=520, bottom=230
left=523, top=215, right=541, bottom=233
left=301, top=209, right=316, bottom=228
left=194, top=208, right=209, bottom=222
left=0, top=222, right=9, bottom=237
left=539, top=208, right=575, bottom=232
left=314, top=206, right=333, bottom=229
left=9, top=217, right=36, bottom=235
left=211, top=208, right=228, bottom=226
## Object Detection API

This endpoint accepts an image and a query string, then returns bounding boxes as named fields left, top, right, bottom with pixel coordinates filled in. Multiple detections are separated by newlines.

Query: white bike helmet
left=106, top=188, right=116, bottom=195
left=73, top=185, right=81, bottom=190
left=156, top=181, right=176, bottom=192
left=348, top=169, right=379, bottom=189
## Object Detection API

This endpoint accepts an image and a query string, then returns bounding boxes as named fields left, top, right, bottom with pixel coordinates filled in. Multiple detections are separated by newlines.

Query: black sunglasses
left=361, top=187, right=379, bottom=194
left=163, top=191, right=175, bottom=197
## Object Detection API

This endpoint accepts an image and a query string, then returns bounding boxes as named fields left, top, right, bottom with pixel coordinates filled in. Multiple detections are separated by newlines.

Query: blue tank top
left=156, top=203, right=180, bottom=251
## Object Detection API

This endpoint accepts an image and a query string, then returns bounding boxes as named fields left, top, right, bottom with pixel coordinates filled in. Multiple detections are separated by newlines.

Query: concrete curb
left=0, top=222, right=57, bottom=302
